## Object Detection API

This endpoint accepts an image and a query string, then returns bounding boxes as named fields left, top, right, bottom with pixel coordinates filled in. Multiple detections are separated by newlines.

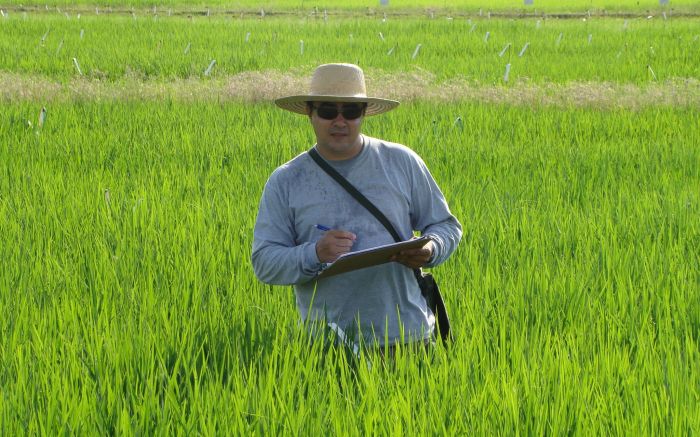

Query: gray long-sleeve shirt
left=252, top=135, right=462, bottom=345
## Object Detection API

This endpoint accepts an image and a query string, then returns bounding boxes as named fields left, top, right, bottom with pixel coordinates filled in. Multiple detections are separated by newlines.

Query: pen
left=314, top=224, right=331, bottom=231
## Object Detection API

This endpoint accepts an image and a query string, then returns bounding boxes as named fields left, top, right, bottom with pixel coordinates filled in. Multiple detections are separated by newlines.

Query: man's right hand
left=315, top=230, right=357, bottom=263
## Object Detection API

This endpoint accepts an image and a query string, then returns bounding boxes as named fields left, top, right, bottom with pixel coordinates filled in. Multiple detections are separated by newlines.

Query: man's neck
left=316, top=135, right=364, bottom=161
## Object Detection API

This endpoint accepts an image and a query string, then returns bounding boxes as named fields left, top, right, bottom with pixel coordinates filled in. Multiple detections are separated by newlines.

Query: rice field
left=2, top=0, right=700, bottom=14
left=1, top=3, right=699, bottom=435
left=1, top=14, right=699, bottom=83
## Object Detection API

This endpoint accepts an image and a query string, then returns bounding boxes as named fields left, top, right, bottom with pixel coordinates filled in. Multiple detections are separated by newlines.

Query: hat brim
left=275, top=95, right=399, bottom=116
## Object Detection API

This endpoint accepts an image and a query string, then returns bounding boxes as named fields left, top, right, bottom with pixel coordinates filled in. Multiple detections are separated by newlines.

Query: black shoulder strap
left=308, top=145, right=425, bottom=285
left=308, top=146, right=403, bottom=243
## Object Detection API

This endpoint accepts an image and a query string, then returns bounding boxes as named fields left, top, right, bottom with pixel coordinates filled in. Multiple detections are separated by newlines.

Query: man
left=252, top=63, right=462, bottom=348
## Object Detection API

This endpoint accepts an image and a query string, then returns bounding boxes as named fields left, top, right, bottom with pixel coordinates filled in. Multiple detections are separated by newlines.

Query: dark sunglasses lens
left=341, top=105, right=363, bottom=120
left=316, top=105, right=338, bottom=120
left=315, top=104, right=364, bottom=120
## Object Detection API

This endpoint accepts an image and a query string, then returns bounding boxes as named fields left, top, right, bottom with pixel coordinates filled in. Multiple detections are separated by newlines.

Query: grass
left=1, top=15, right=699, bottom=84
left=2, top=0, right=700, bottom=14
left=1, top=100, right=699, bottom=433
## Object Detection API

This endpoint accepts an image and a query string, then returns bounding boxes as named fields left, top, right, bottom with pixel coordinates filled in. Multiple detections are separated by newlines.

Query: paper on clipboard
left=317, top=236, right=431, bottom=279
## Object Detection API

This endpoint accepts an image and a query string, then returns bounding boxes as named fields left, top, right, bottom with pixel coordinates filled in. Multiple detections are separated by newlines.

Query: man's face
left=309, top=102, right=366, bottom=160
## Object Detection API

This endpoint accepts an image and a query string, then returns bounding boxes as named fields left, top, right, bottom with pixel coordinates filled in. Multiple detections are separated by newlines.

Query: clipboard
left=317, top=236, right=431, bottom=279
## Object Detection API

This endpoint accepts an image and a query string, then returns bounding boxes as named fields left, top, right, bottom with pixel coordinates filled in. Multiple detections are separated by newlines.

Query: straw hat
left=275, top=63, right=399, bottom=116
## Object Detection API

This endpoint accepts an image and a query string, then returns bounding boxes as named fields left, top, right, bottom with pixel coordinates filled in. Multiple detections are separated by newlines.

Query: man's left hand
left=391, top=240, right=434, bottom=269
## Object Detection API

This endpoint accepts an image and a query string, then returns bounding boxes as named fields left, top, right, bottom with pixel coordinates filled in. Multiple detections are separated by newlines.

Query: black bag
left=415, top=271, right=452, bottom=342
left=309, top=147, right=453, bottom=343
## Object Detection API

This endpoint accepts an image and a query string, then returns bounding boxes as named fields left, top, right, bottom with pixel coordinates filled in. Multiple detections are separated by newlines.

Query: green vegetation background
left=1, top=2, right=699, bottom=434
left=2, top=0, right=699, bottom=14
left=2, top=102, right=699, bottom=434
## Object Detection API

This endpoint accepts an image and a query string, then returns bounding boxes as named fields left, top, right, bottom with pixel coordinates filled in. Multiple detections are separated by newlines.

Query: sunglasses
left=312, top=103, right=366, bottom=120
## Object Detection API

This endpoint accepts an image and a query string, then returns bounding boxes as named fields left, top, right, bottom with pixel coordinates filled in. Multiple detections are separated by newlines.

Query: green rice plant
left=1, top=0, right=699, bottom=14
left=1, top=15, right=698, bottom=83
left=1, top=100, right=698, bottom=434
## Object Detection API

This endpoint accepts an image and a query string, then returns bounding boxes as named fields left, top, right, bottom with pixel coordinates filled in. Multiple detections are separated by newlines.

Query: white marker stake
left=387, top=45, right=395, bottom=55
left=38, top=107, right=47, bottom=129
left=518, top=42, right=529, bottom=57
left=379, top=32, right=384, bottom=41
left=245, top=32, right=251, bottom=42
left=204, top=59, right=216, bottom=76
left=324, top=9, right=327, bottom=21
left=647, top=65, right=657, bottom=81
left=72, top=57, right=83, bottom=75
left=95, top=7, right=99, bottom=15
left=41, top=29, right=50, bottom=44
left=1, top=10, right=6, bottom=18
left=260, top=8, right=265, bottom=18
left=504, top=63, right=511, bottom=82
left=383, top=12, right=387, bottom=22
left=556, top=32, right=563, bottom=46
left=484, top=31, right=490, bottom=42
left=499, top=43, right=511, bottom=57
left=662, top=12, right=667, bottom=20
left=588, top=34, right=592, bottom=44
left=80, top=29, right=84, bottom=39
left=184, top=42, right=191, bottom=54
left=412, top=43, right=422, bottom=59
left=300, top=40, right=304, bottom=55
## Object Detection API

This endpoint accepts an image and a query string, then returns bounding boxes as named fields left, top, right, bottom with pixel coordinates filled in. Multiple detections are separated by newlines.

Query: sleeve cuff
left=301, top=242, right=324, bottom=275
left=424, top=234, right=443, bottom=267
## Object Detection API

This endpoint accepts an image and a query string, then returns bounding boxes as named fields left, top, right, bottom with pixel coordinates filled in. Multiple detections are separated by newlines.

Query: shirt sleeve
left=251, top=171, right=324, bottom=285
left=408, top=154, right=463, bottom=267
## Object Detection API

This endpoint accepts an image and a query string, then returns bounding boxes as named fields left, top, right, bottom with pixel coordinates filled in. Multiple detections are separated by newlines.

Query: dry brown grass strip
left=3, top=71, right=699, bottom=109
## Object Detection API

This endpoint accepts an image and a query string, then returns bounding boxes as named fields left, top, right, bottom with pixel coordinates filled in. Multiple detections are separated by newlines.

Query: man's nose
left=331, top=110, right=347, bottom=122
